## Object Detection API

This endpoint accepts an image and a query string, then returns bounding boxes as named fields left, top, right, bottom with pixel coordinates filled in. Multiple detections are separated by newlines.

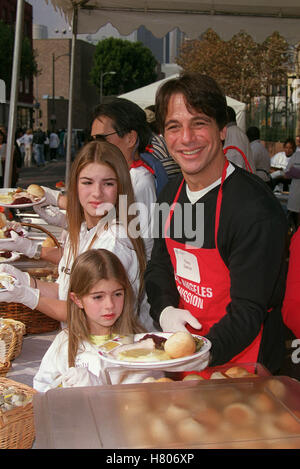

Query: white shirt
left=49, top=132, right=60, bottom=149
left=33, top=330, right=160, bottom=392
left=186, top=163, right=235, bottom=204
left=286, top=151, right=300, bottom=213
left=270, top=151, right=289, bottom=170
left=57, top=219, right=155, bottom=331
left=130, top=165, right=156, bottom=260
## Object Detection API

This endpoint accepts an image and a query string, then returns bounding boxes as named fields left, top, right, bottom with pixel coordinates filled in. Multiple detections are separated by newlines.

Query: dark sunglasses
left=89, top=131, right=118, bottom=142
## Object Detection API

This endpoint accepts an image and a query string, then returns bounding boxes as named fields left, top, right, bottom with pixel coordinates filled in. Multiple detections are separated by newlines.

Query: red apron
left=164, top=159, right=262, bottom=372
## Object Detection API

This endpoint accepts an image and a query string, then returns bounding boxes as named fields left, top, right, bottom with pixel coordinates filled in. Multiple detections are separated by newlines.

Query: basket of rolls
left=0, top=377, right=37, bottom=449
left=0, top=220, right=60, bottom=334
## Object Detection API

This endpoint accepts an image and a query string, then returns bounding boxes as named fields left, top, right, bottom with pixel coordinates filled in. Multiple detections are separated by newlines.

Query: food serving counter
left=33, top=370, right=300, bottom=449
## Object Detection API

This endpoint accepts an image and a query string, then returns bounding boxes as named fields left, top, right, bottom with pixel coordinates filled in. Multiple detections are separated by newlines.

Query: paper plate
left=0, top=273, right=17, bottom=292
left=0, top=251, right=21, bottom=263
left=98, top=332, right=211, bottom=370
left=0, top=188, right=45, bottom=208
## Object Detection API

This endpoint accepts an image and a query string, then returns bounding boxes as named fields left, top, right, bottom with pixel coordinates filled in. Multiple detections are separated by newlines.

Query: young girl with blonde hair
left=34, top=249, right=153, bottom=392
left=0, top=140, right=154, bottom=330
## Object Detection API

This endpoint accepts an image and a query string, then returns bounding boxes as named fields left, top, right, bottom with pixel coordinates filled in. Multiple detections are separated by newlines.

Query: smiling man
left=145, top=73, right=288, bottom=373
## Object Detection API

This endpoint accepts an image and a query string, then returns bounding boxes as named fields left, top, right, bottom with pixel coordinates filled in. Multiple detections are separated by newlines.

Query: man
left=246, top=126, right=271, bottom=183
left=296, top=134, right=300, bottom=152
left=270, top=138, right=296, bottom=192
left=224, top=106, right=256, bottom=173
left=32, top=124, right=46, bottom=167
left=145, top=73, right=287, bottom=372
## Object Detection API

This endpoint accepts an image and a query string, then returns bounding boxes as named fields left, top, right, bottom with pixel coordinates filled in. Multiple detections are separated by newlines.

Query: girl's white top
left=33, top=329, right=160, bottom=392
left=57, top=219, right=155, bottom=331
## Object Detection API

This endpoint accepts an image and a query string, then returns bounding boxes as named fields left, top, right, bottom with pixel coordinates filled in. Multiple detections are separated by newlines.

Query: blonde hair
left=66, top=139, right=146, bottom=299
left=67, top=249, right=145, bottom=367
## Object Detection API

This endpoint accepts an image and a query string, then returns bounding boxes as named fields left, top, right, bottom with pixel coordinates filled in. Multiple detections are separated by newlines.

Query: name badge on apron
left=174, top=248, right=200, bottom=283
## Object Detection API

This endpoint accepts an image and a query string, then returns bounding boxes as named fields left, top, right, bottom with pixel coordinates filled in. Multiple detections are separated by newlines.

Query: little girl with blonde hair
left=34, top=249, right=156, bottom=392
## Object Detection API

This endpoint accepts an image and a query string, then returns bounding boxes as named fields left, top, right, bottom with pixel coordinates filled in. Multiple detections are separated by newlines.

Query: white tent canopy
left=119, top=74, right=247, bottom=131
left=48, top=1, right=300, bottom=44
left=4, top=0, right=300, bottom=186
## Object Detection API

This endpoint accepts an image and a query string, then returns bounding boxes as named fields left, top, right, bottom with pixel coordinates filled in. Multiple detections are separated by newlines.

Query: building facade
left=33, top=38, right=99, bottom=132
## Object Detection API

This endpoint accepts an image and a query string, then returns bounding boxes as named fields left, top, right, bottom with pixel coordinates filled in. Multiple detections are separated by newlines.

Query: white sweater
left=33, top=330, right=159, bottom=392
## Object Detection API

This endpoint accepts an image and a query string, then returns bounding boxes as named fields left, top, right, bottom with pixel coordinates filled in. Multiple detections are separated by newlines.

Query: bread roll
left=182, top=374, right=205, bottom=381
left=42, top=237, right=56, bottom=248
left=164, top=331, right=196, bottom=359
left=26, top=184, right=45, bottom=199
left=0, top=213, right=7, bottom=229
left=224, top=366, right=253, bottom=378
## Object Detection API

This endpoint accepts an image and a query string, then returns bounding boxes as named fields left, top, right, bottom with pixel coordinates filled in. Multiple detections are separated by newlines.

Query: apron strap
left=224, top=145, right=253, bottom=173
left=214, top=159, right=229, bottom=247
left=164, top=178, right=185, bottom=238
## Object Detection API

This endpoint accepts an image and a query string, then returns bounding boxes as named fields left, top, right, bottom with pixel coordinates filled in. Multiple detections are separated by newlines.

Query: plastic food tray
left=33, top=375, right=300, bottom=449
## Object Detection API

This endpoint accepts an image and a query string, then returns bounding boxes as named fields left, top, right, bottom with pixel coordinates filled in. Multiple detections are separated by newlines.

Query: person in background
left=22, top=128, right=34, bottom=168
left=91, top=99, right=168, bottom=196
left=270, top=138, right=296, bottom=192
left=284, top=146, right=300, bottom=230
left=246, top=126, right=271, bottom=184
left=58, top=129, right=66, bottom=159
left=49, top=130, right=60, bottom=161
left=223, top=106, right=256, bottom=173
left=296, top=134, right=300, bottom=152
left=32, top=124, right=46, bottom=167
left=0, top=140, right=154, bottom=331
left=33, top=249, right=156, bottom=391
left=144, top=105, right=181, bottom=180
left=144, top=73, right=287, bottom=373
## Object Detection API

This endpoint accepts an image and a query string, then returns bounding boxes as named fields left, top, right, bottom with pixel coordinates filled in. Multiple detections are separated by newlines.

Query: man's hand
left=159, top=306, right=202, bottom=333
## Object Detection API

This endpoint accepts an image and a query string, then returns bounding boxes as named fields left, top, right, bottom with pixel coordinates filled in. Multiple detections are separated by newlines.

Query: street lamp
left=52, top=52, right=70, bottom=129
left=100, top=71, right=116, bottom=103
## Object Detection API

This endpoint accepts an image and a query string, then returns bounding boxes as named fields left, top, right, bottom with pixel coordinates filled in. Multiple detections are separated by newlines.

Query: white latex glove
left=0, top=230, right=39, bottom=258
left=159, top=306, right=202, bottom=333
left=40, top=186, right=61, bottom=206
left=0, top=278, right=39, bottom=310
left=61, top=367, right=101, bottom=388
left=0, top=264, right=30, bottom=286
left=33, top=204, right=67, bottom=229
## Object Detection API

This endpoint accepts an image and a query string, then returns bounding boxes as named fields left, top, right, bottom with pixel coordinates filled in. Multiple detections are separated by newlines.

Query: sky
left=27, top=0, right=72, bottom=37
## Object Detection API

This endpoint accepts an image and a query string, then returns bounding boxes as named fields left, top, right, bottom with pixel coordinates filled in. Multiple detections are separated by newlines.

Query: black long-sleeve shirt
left=145, top=166, right=288, bottom=372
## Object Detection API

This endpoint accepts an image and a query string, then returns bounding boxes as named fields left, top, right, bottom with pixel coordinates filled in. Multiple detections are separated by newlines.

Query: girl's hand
left=61, top=367, right=101, bottom=387
left=0, top=263, right=30, bottom=286
left=0, top=230, right=40, bottom=258
left=0, top=273, right=39, bottom=310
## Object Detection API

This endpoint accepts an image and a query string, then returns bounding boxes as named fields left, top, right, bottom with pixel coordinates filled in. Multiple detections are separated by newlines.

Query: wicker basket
left=0, top=223, right=60, bottom=335
left=0, top=377, right=37, bottom=449
left=0, top=323, right=16, bottom=376
left=0, top=361, right=11, bottom=377
left=0, top=319, right=26, bottom=360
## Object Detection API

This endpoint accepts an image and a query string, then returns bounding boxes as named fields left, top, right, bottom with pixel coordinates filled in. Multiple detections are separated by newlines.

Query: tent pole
left=4, top=0, right=24, bottom=188
left=65, top=5, right=78, bottom=185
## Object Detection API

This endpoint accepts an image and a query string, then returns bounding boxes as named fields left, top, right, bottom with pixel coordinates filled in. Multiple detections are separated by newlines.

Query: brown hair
left=67, top=249, right=145, bottom=367
left=66, top=140, right=146, bottom=299
left=155, top=73, right=228, bottom=134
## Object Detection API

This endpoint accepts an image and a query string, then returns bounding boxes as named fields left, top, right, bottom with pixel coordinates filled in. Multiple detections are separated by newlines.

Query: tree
left=90, top=37, right=158, bottom=96
left=0, top=20, right=37, bottom=94
left=176, top=29, right=293, bottom=103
